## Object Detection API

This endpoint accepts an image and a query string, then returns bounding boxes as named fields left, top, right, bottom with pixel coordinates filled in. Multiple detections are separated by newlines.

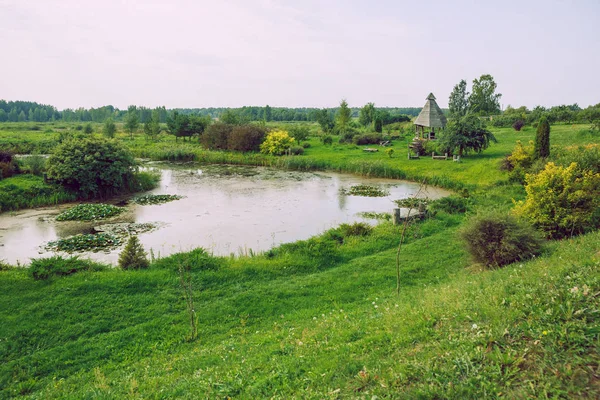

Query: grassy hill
left=0, top=122, right=599, bottom=398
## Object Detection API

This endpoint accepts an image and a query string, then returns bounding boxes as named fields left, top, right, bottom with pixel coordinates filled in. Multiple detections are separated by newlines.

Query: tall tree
left=103, top=118, right=117, bottom=138
left=124, top=105, right=140, bottom=139
left=448, top=79, right=469, bottom=118
left=316, top=108, right=335, bottom=133
left=18, top=111, right=26, bottom=122
left=534, top=116, right=550, bottom=159
left=468, top=74, right=502, bottom=116
left=359, top=102, right=376, bottom=127
left=335, top=99, right=352, bottom=135
left=438, top=115, right=497, bottom=157
left=143, top=111, right=162, bottom=141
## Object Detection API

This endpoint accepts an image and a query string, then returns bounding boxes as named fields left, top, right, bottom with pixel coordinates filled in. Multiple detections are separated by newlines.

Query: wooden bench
left=379, top=141, right=390, bottom=147
left=432, top=152, right=448, bottom=160
left=363, top=148, right=379, bottom=152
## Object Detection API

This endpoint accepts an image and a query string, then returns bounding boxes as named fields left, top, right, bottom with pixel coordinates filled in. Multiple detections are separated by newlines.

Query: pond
left=0, top=163, right=450, bottom=265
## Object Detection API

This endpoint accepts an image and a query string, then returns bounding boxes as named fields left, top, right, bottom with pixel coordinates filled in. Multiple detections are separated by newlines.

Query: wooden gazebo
left=413, top=93, right=447, bottom=140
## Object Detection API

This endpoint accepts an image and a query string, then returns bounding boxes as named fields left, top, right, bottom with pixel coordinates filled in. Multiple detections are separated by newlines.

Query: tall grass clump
left=460, top=211, right=543, bottom=268
left=29, top=256, right=107, bottom=280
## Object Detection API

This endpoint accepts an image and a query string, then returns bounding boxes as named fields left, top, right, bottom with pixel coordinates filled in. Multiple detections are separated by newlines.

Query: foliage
left=359, top=103, right=376, bottom=127
left=393, top=198, right=428, bottom=212
left=21, top=155, right=46, bottom=176
left=132, top=194, right=183, bottom=205
left=356, top=211, right=391, bottom=221
left=167, top=111, right=211, bottom=141
left=553, top=143, right=600, bottom=174
left=514, top=162, right=600, bottom=239
left=460, top=211, right=543, bottom=268
left=201, top=122, right=233, bottom=150
left=45, top=233, right=122, bottom=253
left=288, top=125, right=310, bottom=143
left=130, top=170, right=161, bottom=192
left=29, top=256, right=107, bottom=280
left=410, top=139, right=427, bottom=156
left=321, top=135, right=333, bottom=145
left=143, top=110, right=162, bottom=141
left=124, top=105, right=140, bottom=139
left=84, top=123, right=93, bottom=134
left=353, top=133, right=383, bottom=145
left=373, top=116, right=383, bottom=133
left=437, top=115, right=497, bottom=156
left=340, top=185, right=389, bottom=197
left=468, top=74, right=502, bottom=115
left=118, top=236, right=149, bottom=270
left=504, top=140, right=535, bottom=183
left=103, top=118, right=116, bottom=138
left=46, top=137, right=136, bottom=198
left=315, top=108, right=335, bottom=133
left=260, top=130, right=295, bottom=156
left=228, top=125, right=267, bottom=152
left=338, top=222, right=373, bottom=237
left=335, top=99, right=352, bottom=135
left=428, top=195, right=470, bottom=214
left=290, top=146, right=304, bottom=155
left=534, top=116, right=551, bottom=159
left=448, top=79, right=469, bottom=118
left=56, top=203, right=124, bottom=221
left=386, top=148, right=394, bottom=158
left=512, top=119, right=525, bottom=131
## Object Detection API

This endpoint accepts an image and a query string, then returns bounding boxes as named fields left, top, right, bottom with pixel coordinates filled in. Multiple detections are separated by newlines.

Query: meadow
left=0, top=121, right=599, bottom=398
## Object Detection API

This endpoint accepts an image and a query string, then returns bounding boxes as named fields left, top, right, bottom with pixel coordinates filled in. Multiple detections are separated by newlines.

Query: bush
left=290, top=146, right=304, bottom=155
left=302, top=142, right=311, bottom=148
left=46, top=137, right=136, bottom=198
left=339, top=222, right=373, bottom=237
left=152, top=248, right=222, bottom=272
left=227, top=125, right=267, bottom=152
left=386, top=148, right=395, bottom=158
left=289, top=125, right=310, bottom=143
left=260, top=130, right=295, bottom=155
left=118, top=236, right=149, bottom=270
left=322, top=135, right=333, bottom=146
left=202, top=122, right=232, bottom=150
left=0, top=260, right=13, bottom=271
left=512, top=119, right=525, bottom=131
left=353, top=133, right=383, bottom=145
left=513, top=162, right=600, bottom=239
left=22, top=155, right=46, bottom=176
left=428, top=196, right=470, bottom=214
left=30, top=256, right=107, bottom=280
left=534, top=116, right=550, bottom=159
left=460, top=212, right=543, bottom=268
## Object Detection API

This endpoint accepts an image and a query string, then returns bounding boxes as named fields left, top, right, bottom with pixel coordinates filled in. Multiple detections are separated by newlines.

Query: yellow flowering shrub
left=513, top=162, right=600, bottom=239
left=260, top=130, right=295, bottom=156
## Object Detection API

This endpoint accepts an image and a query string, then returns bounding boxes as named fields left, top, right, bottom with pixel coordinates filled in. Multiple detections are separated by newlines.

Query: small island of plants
left=132, top=194, right=184, bottom=205
left=55, top=203, right=125, bottom=221
left=340, top=184, right=389, bottom=197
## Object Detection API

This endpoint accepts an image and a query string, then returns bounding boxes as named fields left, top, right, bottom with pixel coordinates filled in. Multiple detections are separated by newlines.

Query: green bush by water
left=29, top=256, right=107, bottom=280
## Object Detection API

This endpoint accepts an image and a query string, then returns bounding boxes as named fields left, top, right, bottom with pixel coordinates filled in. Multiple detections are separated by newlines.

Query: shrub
left=428, top=196, right=470, bottom=214
left=322, top=135, right=333, bottom=146
left=0, top=260, right=13, bottom=271
left=302, top=142, right=311, bottom=148
left=227, top=125, right=267, bottom=152
left=84, top=123, right=93, bottom=134
left=339, top=222, right=373, bottom=237
left=374, top=118, right=383, bottom=133
left=289, top=125, right=310, bottom=143
left=118, top=236, right=149, bottom=270
left=152, top=248, right=222, bottom=272
left=534, top=116, right=550, bottom=159
left=46, top=137, right=136, bottom=198
left=22, top=155, right=46, bottom=176
left=290, top=146, right=304, bottom=155
left=202, top=122, right=233, bottom=150
left=353, top=133, right=383, bottom=145
left=512, top=119, right=525, bottom=131
left=411, top=139, right=427, bottom=156
left=513, top=162, right=600, bottom=239
left=505, top=141, right=535, bottom=184
left=30, top=256, right=107, bottom=280
left=386, top=148, right=394, bottom=158
left=460, top=212, right=543, bottom=268
left=260, top=130, right=295, bottom=155
left=553, top=144, right=600, bottom=174
left=103, top=118, right=116, bottom=138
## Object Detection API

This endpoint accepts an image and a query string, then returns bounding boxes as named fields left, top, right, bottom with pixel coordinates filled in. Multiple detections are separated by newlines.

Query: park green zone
left=0, top=113, right=599, bottom=397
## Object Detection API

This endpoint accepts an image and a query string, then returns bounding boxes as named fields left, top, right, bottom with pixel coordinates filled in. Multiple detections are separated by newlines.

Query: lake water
left=0, top=163, right=449, bottom=265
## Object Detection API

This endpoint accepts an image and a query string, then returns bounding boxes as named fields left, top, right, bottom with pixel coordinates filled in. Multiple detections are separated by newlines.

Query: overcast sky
left=1, top=0, right=599, bottom=110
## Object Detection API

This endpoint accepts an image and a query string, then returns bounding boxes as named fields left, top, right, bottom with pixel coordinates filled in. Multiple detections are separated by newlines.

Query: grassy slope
left=0, top=122, right=599, bottom=398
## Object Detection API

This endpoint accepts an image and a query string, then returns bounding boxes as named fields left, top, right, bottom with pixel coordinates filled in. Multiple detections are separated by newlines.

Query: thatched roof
left=414, top=93, right=447, bottom=128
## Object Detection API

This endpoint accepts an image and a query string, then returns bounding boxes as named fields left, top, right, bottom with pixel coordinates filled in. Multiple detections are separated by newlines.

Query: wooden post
left=393, top=208, right=402, bottom=225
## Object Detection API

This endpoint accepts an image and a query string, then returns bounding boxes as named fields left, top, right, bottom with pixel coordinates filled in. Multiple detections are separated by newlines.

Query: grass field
left=0, top=121, right=599, bottom=398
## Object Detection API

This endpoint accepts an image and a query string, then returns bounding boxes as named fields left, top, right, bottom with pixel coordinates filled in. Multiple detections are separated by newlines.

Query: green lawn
left=0, top=121, right=598, bottom=398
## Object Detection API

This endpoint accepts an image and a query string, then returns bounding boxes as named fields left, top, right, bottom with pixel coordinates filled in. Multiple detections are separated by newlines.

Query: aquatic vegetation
left=45, top=233, right=122, bottom=253
left=340, top=184, right=389, bottom=197
left=357, top=211, right=392, bottom=221
left=132, top=194, right=184, bottom=205
left=393, top=198, right=429, bottom=211
left=56, top=203, right=125, bottom=221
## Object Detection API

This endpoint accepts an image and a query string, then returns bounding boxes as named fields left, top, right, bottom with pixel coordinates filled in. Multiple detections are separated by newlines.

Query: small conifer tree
left=118, top=236, right=149, bottom=270
left=534, top=116, right=550, bottom=159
